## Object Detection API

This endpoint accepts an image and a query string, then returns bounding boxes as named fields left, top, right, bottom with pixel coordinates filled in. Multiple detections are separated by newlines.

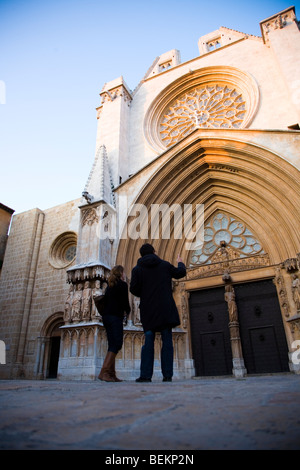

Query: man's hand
left=177, top=254, right=183, bottom=263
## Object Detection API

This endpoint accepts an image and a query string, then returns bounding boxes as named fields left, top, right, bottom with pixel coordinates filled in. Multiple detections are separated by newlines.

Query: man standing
left=130, top=244, right=186, bottom=382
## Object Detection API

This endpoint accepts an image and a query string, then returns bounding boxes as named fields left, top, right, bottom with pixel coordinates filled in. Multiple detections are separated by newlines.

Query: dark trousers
left=102, top=314, right=123, bottom=354
left=140, top=328, right=173, bottom=379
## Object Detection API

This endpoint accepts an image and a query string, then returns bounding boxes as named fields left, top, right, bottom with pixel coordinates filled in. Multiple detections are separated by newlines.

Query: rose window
left=189, top=212, right=264, bottom=266
left=49, top=232, right=77, bottom=269
left=159, top=84, right=246, bottom=147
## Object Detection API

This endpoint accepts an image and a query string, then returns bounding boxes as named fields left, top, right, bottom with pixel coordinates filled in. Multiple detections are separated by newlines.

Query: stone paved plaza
left=0, top=373, right=299, bottom=451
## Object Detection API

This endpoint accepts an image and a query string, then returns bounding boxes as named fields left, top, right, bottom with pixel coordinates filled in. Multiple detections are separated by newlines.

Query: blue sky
left=0, top=0, right=299, bottom=214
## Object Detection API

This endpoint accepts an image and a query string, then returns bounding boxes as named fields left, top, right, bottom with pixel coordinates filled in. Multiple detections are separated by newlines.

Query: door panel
left=200, top=331, right=231, bottom=376
left=234, top=279, right=289, bottom=374
left=189, top=287, right=232, bottom=376
left=189, top=279, right=289, bottom=376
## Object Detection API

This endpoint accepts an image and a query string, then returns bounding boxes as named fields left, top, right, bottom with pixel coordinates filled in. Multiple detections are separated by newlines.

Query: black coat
left=103, top=279, right=131, bottom=318
left=130, top=254, right=186, bottom=332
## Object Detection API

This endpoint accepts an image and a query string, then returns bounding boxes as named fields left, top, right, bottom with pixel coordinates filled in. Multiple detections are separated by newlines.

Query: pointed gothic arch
left=35, top=312, right=64, bottom=379
left=116, top=130, right=300, bottom=271
left=115, top=130, right=299, bottom=376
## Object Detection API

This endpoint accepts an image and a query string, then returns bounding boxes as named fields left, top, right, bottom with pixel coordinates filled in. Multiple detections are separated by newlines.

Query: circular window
left=144, top=66, right=259, bottom=152
left=49, top=232, right=77, bottom=269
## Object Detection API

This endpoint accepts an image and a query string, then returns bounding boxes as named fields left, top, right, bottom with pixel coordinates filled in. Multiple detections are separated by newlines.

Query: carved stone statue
left=292, top=274, right=300, bottom=311
left=224, top=285, right=239, bottom=323
left=180, top=283, right=188, bottom=329
left=71, top=283, right=83, bottom=322
left=82, top=281, right=92, bottom=321
left=133, top=297, right=141, bottom=325
left=92, top=280, right=102, bottom=320
left=64, top=285, right=74, bottom=323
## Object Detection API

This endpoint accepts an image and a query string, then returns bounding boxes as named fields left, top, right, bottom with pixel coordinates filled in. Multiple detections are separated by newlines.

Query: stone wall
left=0, top=199, right=80, bottom=378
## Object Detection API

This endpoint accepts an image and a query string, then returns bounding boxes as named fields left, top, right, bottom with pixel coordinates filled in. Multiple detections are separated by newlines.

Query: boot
left=98, top=351, right=116, bottom=382
left=110, top=353, right=123, bottom=382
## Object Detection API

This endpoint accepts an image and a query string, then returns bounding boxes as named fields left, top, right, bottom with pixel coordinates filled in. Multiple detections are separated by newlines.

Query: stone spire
left=82, top=145, right=115, bottom=207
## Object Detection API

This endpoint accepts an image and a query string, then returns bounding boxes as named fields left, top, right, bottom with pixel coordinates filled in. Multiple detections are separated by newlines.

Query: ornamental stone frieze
left=260, top=7, right=297, bottom=43
left=100, top=85, right=132, bottom=104
left=66, top=263, right=110, bottom=284
left=187, top=254, right=271, bottom=280
left=274, top=256, right=300, bottom=341
left=64, top=264, right=110, bottom=324
left=274, top=266, right=290, bottom=319
left=81, top=207, right=99, bottom=226
left=58, top=320, right=187, bottom=380
left=99, top=77, right=133, bottom=106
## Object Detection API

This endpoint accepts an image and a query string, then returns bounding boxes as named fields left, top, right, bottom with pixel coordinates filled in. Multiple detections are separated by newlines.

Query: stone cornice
left=260, top=6, right=296, bottom=43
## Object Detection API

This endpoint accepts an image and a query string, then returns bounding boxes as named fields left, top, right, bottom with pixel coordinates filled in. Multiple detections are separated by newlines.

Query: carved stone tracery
left=160, top=84, right=247, bottom=147
left=190, top=212, right=265, bottom=267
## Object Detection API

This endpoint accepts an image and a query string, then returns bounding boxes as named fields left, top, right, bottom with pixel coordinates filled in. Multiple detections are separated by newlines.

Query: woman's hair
left=108, top=265, right=124, bottom=288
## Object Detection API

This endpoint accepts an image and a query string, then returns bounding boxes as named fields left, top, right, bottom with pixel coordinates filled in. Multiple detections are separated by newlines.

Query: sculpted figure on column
left=224, top=284, right=238, bottom=323
left=292, top=274, right=300, bottom=311
left=82, top=281, right=92, bottom=321
left=71, top=283, right=83, bottom=322
left=64, top=285, right=74, bottom=323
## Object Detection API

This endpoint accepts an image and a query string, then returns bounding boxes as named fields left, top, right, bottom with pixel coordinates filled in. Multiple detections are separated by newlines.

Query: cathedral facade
left=1, top=6, right=300, bottom=380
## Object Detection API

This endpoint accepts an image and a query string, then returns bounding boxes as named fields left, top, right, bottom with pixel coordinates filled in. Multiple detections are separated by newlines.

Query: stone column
left=224, top=284, right=247, bottom=378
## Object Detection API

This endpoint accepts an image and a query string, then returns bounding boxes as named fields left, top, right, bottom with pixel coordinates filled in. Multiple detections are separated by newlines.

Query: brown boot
left=110, top=353, right=123, bottom=382
left=98, top=351, right=116, bottom=382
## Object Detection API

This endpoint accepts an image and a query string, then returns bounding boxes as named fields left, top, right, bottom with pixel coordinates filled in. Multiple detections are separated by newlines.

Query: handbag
left=93, top=294, right=106, bottom=315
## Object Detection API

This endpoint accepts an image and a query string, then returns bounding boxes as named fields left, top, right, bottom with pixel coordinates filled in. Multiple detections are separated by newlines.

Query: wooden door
left=189, top=287, right=232, bottom=376
left=234, top=279, right=289, bottom=374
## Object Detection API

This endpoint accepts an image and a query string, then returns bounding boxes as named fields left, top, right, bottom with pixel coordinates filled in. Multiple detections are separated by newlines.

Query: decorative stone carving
left=67, top=264, right=110, bottom=284
left=82, top=281, right=92, bottom=321
left=91, top=280, right=102, bottom=321
left=81, top=208, right=99, bottom=226
left=132, top=297, right=141, bottom=325
left=224, top=285, right=238, bottom=323
left=208, top=163, right=239, bottom=173
left=274, top=267, right=290, bottom=318
left=64, top=285, right=74, bottom=323
left=100, top=85, right=132, bottom=104
left=71, top=283, right=83, bottom=323
left=292, top=274, right=300, bottom=312
left=189, top=212, right=265, bottom=266
left=260, top=7, right=296, bottom=43
left=187, top=253, right=270, bottom=280
left=224, top=284, right=246, bottom=378
left=179, top=283, right=189, bottom=329
left=283, top=258, right=298, bottom=272
left=160, top=84, right=247, bottom=147
left=58, top=322, right=187, bottom=381
left=288, top=315, right=300, bottom=337
left=222, top=269, right=231, bottom=283
left=297, top=253, right=300, bottom=270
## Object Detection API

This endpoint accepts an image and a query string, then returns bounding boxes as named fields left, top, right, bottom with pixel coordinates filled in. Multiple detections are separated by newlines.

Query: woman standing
left=98, top=265, right=130, bottom=382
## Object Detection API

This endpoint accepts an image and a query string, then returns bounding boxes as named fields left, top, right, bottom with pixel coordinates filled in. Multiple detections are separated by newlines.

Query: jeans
left=102, top=314, right=123, bottom=354
left=140, top=328, right=173, bottom=379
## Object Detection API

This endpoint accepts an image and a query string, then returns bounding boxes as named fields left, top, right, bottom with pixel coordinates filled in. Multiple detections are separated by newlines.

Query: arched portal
left=36, top=313, right=64, bottom=379
left=117, top=132, right=300, bottom=269
left=116, top=131, right=300, bottom=377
